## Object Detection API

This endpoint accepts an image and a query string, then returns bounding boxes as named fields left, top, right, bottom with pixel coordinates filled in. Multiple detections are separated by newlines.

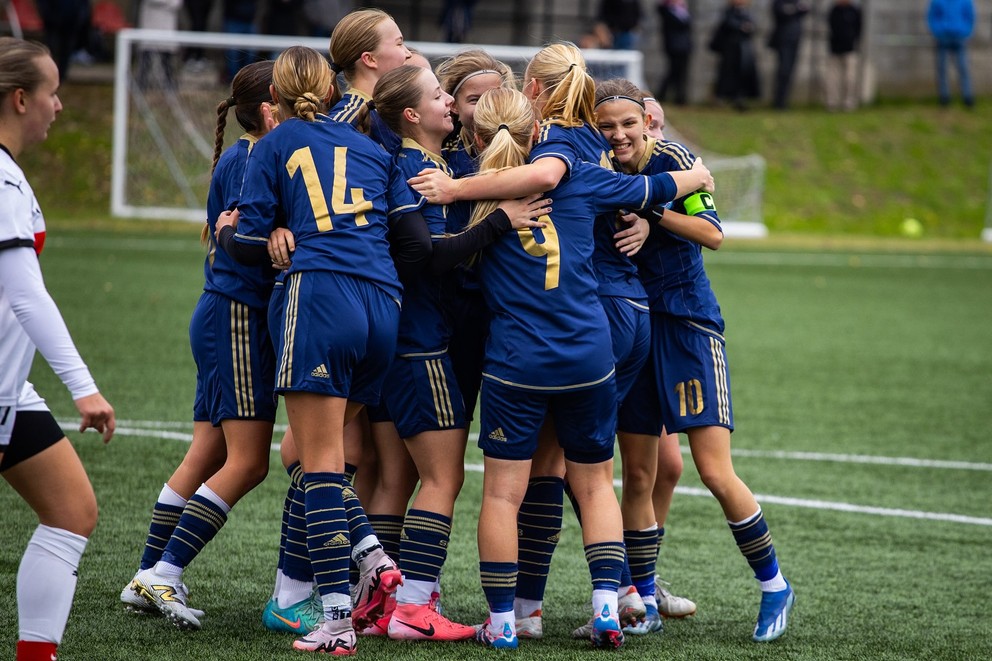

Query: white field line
left=67, top=421, right=992, bottom=527
left=706, top=252, right=992, bottom=270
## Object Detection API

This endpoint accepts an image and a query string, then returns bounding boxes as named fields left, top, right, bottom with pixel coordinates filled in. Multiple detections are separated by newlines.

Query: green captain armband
left=684, top=191, right=716, bottom=216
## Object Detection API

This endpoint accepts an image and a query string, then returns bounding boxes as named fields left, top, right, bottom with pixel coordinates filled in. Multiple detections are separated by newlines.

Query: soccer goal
left=112, top=28, right=766, bottom=237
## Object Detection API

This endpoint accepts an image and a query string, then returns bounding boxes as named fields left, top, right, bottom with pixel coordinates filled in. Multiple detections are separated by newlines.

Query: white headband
left=451, top=69, right=502, bottom=97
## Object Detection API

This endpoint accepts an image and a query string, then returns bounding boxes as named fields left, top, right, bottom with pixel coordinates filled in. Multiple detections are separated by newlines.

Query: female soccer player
left=463, top=86, right=710, bottom=650
left=370, top=64, right=549, bottom=642
left=0, top=36, right=116, bottom=661
left=326, top=7, right=411, bottom=153
left=124, top=60, right=285, bottom=632
left=435, top=49, right=516, bottom=432
left=218, top=45, right=412, bottom=655
left=595, top=79, right=795, bottom=643
left=410, top=42, right=711, bottom=639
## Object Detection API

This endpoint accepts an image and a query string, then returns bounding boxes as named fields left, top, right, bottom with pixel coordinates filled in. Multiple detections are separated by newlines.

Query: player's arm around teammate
left=0, top=37, right=115, bottom=661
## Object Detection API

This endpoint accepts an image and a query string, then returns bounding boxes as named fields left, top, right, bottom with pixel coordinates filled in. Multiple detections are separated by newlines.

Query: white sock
left=157, top=483, right=187, bottom=508
left=272, top=568, right=284, bottom=600
left=759, top=570, right=788, bottom=592
left=195, top=483, right=232, bottom=514
left=17, top=525, right=88, bottom=644
left=277, top=576, right=315, bottom=609
left=489, top=609, right=514, bottom=633
left=352, top=535, right=379, bottom=563
left=395, top=578, right=432, bottom=606
left=513, top=597, right=542, bottom=618
left=320, top=591, right=351, bottom=618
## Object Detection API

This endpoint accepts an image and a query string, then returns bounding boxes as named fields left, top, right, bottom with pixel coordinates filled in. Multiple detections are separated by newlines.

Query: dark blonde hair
left=328, top=8, right=395, bottom=106
left=436, top=49, right=516, bottom=98
left=525, top=42, right=595, bottom=126
left=273, top=46, right=331, bottom=122
left=0, top=37, right=51, bottom=103
left=372, top=65, right=430, bottom=137
left=212, top=60, right=275, bottom=175
left=468, top=88, right=537, bottom=228
left=594, top=78, right=646, bottom=111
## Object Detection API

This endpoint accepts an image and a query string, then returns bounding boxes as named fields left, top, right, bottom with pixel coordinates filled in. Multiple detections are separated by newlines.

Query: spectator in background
left=302, top=0, right=352, bottom=37
left=767, top=0, right=810, bottom=109
left=927, top=0, right=975, bottom=107
left=183, top=0, right=214, bottom=72
left=597, top=0, right=643, bottom=49
left=656, top=0, right=692, bottom=105
left=825, top=0, right=861, bottom=111
left=439, top=0, right=478, bottom=43
left=35, top=0, right=92, bottom=78
left=137, top=0, right=183, bottom=90
left=710, top=0, right=760, bottom=111
left=222, top=0, right=258, bottom=84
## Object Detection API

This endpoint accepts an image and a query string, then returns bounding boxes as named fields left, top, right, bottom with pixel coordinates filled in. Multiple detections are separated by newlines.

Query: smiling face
left=411, top=68, right=454, bottom=141
left=22, top=55, right=62, bottom=147
left=452, top=72, right=505, bottom=134
left=595, top=98, right=647, bottom=169
left=369, top=18, right=411, bottom=75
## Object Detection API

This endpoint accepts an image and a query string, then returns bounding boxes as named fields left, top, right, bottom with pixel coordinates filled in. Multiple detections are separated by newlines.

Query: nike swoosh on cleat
left=396, top=620, right=436, bottom=637
left=271, top=611, right=303, bottom=630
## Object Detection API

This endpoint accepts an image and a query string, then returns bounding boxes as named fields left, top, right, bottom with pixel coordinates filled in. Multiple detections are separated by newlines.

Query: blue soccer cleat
left=623, top=602, right=664, bottom=635
left=262, top=592, right=323, bottom=634
left=591, top=604, right=625, bottom=649
left=476, top=620, right=519, bottom=649
left=752, top=581, right=795, bottom=642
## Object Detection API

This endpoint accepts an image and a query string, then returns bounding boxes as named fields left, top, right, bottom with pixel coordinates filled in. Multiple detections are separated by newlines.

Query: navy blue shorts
left=268, top=280, right=285, bottom=353
left=652, top=315, right=734, bottom=434
left=381, top=353, right=466, bottom=438
left=190, top=291, right=277, bottom=425
left=276, top=271, right=400, bottom=406
left=478, top=377, right=617, bottom=464
left=617, top=352, right=663, bottom=437
left=602, top=296, right=650, bottom=405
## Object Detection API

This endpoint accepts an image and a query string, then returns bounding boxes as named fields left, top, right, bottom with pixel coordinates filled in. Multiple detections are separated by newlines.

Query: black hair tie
left=497, top=124, right=510, bottom=132
left=366, top=100, right=376, bottom=112
left=330, top=62, right=343, bottom=74
left=226, top=96, right=237, bottom=106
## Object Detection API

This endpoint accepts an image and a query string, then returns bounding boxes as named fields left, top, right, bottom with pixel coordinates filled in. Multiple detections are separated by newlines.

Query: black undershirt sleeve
left=216, top=225, right=271, bottom=266
left=427, top=208, right=511, bottom=276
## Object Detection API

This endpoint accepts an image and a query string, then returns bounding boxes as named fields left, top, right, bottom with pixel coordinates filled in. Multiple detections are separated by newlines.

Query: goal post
left=112, top=28, right=767, bottom=237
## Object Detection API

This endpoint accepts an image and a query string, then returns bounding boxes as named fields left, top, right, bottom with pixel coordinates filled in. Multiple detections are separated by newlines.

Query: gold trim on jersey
left=657, top=140, right=695, bottom=171
left=330, top=89, right=370, bottom=125
left=425, top=358, right=456, bottom=428
left=684, top=319, right=725, bottom=342
left=481, top=368, right=616, bottom=392
left=277, top=272, right=302, bottom=389
left=634, top=136, right=657, bottom=173
left=230, top=300, right=255, bottom=417
left=398, top=348, right=448, bottom=359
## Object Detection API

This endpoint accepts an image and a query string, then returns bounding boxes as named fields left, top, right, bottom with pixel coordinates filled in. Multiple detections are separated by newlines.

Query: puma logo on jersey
left=311, top=364, right=330, bottom=378
left=488, top=427, right=507, bottom=442
left=322, top=532, right=349, bottom=548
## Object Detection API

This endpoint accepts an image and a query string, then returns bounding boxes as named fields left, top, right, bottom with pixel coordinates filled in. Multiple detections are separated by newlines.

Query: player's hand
left=615, top=212, right=650, bottom=256
left=74, top=392, right=115, bottom=443
left=692, top=158, right=715, bottom=194
left=408, top=168, right=459, bottom=205
left=261, top=102, right=281, bottom=132
left=498, top=194, right=550, bottom=230
left=215, top=209, right=239, bottom=241
left=268, top=227, right=295, bottom=270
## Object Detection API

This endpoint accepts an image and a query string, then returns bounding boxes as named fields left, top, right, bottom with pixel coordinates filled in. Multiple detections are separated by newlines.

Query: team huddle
left=0, top=7, right=795, bottom=660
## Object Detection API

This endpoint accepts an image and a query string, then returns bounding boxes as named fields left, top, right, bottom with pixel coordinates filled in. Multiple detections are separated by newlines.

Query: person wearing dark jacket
left=767, top=0, right=810, bottom=109
left=710, top=0, right=760, bottom=111
left=656, top=0, right=692, bottom=105
left=825, top=0, right=862, bottom=111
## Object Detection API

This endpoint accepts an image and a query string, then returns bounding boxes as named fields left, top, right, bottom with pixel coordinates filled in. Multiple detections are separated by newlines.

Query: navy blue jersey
left=203, top=136, right=276, bottom=309
left=389, top=139, right=456, bottom=354
left=479, top=158, right=678, bottom=391
left=440, top=130, right=477, bottom=235
left=531, top=120, right=645, bottom=300
left=329, top=89, right=402, bottom=155
left=632, top=136, right=725, bottom=331
left=235, top=116, right=415, bottom=301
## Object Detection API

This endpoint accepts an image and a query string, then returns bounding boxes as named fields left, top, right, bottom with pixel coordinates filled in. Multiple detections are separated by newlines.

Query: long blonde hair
left=467, top=88, right=537, bottom=228
left=525, top=42, right=595, bottom=126
left=273, top=46, right=331, bottom=122
left=328, top=8, right=394, bottom=106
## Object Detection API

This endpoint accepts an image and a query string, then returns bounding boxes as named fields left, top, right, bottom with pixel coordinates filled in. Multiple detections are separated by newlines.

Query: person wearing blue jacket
left=927, top=0, right=975, bottom=107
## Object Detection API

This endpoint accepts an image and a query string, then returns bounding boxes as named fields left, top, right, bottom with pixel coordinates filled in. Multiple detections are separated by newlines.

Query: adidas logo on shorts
left=311, top=364, right=330, bottom=378
left=488, top=427, right=507, bottom=442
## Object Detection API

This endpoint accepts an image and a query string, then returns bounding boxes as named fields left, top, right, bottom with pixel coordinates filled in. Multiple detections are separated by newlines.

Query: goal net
left=112, top=28, right=766, bottom=236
